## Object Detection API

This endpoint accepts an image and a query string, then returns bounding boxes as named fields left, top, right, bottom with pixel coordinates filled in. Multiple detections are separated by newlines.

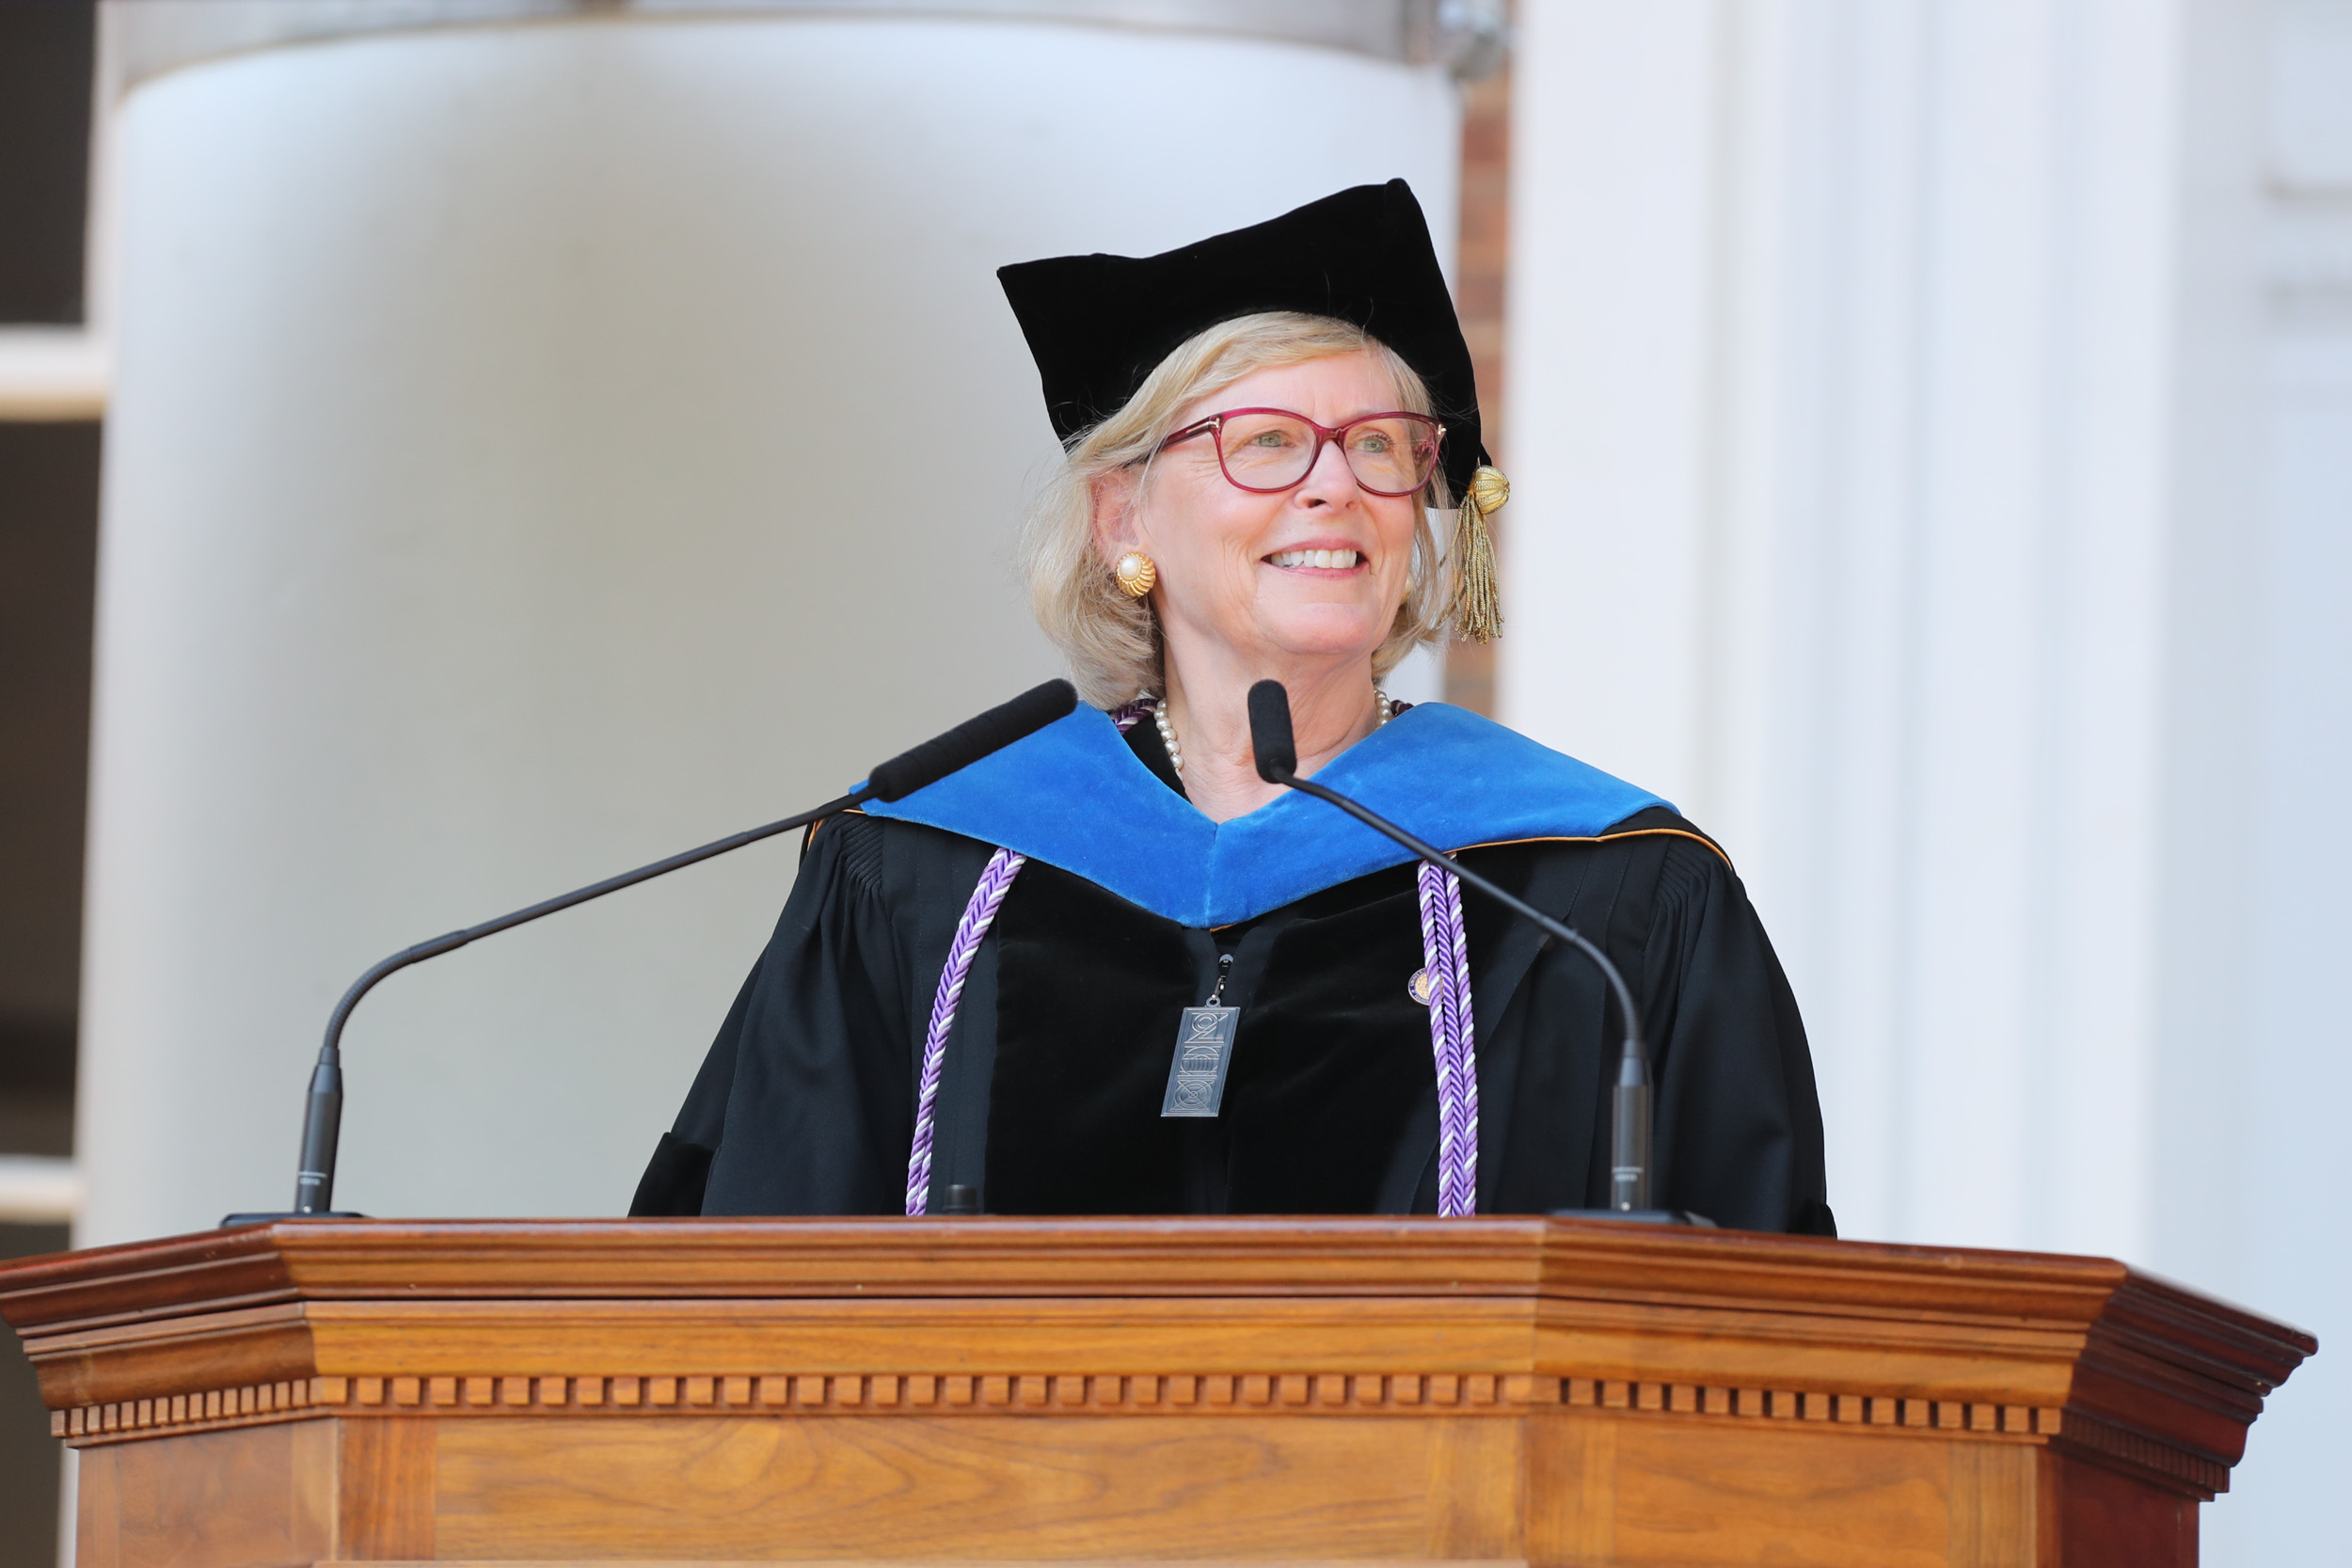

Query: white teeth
left=1268, top=549, right=1360, bottom=569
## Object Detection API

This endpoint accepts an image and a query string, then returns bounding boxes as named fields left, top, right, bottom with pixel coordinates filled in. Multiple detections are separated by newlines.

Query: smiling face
left=1095, top=351, right=1424, bottom=679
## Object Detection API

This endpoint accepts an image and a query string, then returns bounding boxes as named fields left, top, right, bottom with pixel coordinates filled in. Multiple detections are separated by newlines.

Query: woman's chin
left=1251, top=606, right=1391, bottom=664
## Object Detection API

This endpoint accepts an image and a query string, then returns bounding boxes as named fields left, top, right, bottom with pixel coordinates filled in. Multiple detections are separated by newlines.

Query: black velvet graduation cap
left=998, top=180, right=1487, bottom=500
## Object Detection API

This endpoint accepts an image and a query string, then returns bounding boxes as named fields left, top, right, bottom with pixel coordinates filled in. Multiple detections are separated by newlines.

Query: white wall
left=2165, top=3, right=2352, bottom=1549
left=1503, top=1, right=2345, bottom=1558
left=79, top=12, right=1457, bottom=1243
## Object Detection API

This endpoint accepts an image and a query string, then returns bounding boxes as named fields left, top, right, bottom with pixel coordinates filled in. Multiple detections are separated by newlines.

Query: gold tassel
left=1447, top=466, right=1508, bottom=642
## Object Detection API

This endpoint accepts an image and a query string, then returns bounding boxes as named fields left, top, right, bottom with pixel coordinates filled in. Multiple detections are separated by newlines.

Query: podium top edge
left=0, top=1216, right=2312, bottom=1368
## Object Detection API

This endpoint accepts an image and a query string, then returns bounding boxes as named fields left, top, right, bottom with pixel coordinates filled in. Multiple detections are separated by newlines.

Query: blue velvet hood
left=863, top=700, right=1666, bottom=928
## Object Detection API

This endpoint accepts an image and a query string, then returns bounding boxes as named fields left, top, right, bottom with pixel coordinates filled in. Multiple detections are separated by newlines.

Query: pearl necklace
left=1152, top=689, right=1392, bottom=775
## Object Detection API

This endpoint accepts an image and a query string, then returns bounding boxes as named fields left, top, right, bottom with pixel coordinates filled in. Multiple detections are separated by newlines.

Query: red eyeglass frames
left=1156, top=408, right=1446, bottom=498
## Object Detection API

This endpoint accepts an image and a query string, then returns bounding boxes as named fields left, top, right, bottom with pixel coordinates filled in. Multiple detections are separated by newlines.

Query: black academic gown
left=633, top=719, right=1834, bottom=1232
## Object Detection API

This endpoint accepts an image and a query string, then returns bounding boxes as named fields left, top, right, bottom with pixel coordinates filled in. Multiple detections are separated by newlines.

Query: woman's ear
left=1089, top=468, right=1141, bottom=562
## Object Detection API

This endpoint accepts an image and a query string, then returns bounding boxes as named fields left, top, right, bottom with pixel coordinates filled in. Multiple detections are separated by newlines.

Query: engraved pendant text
left=1160, top=1005, right=1238, bottom=1117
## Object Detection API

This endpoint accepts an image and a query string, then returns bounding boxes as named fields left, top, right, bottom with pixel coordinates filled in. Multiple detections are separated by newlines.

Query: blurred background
left=0, top=1, right=2344, bottom=1562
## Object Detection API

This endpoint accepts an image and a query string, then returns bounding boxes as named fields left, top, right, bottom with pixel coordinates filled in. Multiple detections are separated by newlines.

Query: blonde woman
left=636, top=183, right=1831, bottom=1231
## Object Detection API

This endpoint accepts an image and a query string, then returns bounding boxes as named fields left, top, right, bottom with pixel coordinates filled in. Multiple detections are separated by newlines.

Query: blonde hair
left=1021, top=311, right=1452, bottom=711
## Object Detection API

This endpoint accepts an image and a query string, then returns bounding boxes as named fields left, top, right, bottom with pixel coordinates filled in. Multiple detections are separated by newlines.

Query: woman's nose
left=1295, top=436, right=1362, bottom=502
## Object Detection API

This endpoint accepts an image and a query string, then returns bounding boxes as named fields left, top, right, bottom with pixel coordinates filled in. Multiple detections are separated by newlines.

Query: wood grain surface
left=435, top=1415, right=1463, bottom=1560
left=74, top=1420, right=334, bottom=1568
left=0, top=1217, right=2314, bottom=1566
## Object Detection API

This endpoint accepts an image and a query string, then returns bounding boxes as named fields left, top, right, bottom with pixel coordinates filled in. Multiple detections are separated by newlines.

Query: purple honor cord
left=900, top=698, right=1152, bottom=1215
left=903, top=697, right=1481, bottom=1216
left=1416, top=860, right=1480, bottom=1216
left=900, top=843, right=1025, bottom=1215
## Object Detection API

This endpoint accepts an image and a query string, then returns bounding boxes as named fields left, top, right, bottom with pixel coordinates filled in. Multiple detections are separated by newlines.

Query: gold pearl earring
left=1114, top=551, right=1157, bottom=598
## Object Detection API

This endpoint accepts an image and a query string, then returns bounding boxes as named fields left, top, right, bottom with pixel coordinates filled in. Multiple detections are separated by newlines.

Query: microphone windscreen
left=864, top=679, right=1078, bottom=802
left=1248, top=680, right=1297, bottom=782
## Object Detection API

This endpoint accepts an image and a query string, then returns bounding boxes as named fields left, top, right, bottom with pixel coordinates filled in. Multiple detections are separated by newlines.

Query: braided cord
left=1416, top=860, right=1481, bottom=1216
left=903, top=846, right=1025, bottom=1214
left=903, top=698, right=1154, bottom=1215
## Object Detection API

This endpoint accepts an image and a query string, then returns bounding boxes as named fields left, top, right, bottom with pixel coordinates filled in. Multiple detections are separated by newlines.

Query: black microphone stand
left=226, top=794, right=869, bottom=1227
left=1246, top=680, right=1706, bottom=1224
left=225, top=679, right=1076, bottom=1227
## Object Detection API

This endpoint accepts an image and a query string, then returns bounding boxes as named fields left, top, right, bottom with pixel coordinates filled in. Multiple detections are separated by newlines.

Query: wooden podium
left=0, top=1218, right=2312, bottom=1568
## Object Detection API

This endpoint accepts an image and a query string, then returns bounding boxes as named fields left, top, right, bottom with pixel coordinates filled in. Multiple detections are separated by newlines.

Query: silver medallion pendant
left=1162, top=952, right=1239, bottom=1117
left=1160, top=1005, right=1239, bottom=1117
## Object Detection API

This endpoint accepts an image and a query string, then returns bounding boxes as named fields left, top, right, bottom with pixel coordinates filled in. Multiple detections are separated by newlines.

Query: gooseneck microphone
left=1247, top=680, right=1693, bottom=1221
left=232, top=680, right=1076, bottom=1226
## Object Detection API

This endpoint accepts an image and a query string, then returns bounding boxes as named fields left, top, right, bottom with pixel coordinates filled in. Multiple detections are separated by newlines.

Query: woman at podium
left=634, top=182, right=1832, bottom=1232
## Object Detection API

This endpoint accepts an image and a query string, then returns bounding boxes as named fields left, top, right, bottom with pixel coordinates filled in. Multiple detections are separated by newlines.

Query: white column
left=78, top=10, right=1459, bottom=1243
left=1507, top=0, right=2194, bottom=1257
left=1501, top=0, right=1724, bottom=802
left=2181, top=4, right=2352, bottom=1558
left=1507, top=2, right=2344, bottom=1553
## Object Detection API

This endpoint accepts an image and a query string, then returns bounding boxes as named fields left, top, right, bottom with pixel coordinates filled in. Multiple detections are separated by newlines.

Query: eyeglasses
left=1156, top=407, right=1445, bottom=498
